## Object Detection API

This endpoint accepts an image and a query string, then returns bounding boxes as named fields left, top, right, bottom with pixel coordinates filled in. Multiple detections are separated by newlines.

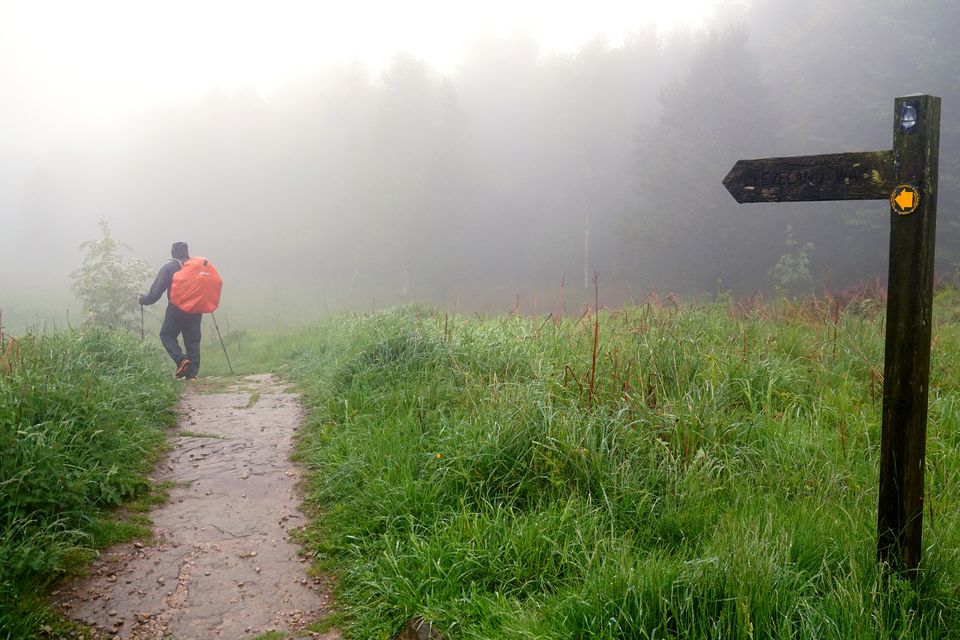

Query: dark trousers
left=160, top=304, right=202, bottom=377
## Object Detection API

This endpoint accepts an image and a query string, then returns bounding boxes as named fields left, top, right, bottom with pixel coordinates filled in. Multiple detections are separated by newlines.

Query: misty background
left=2, top=0, right=958, bottom=330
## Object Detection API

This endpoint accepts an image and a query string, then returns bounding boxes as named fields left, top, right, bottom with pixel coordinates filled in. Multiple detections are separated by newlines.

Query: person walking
left=139, top=242, right=202, bottom=379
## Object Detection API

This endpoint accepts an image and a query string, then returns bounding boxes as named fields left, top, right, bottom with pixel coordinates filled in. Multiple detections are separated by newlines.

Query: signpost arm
left=877, top=94, right=941, bottom=572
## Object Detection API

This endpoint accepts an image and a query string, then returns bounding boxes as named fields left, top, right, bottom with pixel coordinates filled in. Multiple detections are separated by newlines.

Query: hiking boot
left=175, top=358, right=191, bottom=378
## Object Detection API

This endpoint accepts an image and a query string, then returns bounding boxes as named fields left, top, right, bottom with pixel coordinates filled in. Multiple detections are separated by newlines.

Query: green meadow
left=0, top=329, right=177, bottom=638
left=6, top=291, right=960, bottom=638
left=212, top=292, right=960, bottom=638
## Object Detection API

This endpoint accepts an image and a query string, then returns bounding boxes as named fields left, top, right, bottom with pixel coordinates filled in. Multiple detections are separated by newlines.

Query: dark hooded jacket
left=140, top=243, right=191, bottom=307
left=139, top=259, right=184, bottom=306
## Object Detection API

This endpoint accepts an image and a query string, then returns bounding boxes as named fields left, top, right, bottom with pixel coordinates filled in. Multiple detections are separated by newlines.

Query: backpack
left=170, top=257, right=222, bottom=313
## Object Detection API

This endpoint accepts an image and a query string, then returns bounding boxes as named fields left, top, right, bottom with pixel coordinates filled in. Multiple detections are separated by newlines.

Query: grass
left=198, top=323, right=299, bottom=377
left=177, top=430, right=227, bottom=439
left=269, top=294, right=960, bottom=639
left=6, top=291, right=960, bottom=638
left=0, top=328, right=178, bottom=639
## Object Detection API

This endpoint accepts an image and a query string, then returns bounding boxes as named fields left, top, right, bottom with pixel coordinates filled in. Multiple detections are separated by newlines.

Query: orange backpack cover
left=170, top=257, right=222, bottom=314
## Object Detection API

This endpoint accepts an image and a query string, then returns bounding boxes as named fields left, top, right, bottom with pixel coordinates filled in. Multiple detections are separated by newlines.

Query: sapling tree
left=70, top=219, right=152, bottom=331
left=770, top=225, right=814, bottom=296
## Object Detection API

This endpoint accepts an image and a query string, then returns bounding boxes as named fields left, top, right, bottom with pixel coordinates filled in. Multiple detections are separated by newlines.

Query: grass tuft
left=275, top=296, right=960, bottom=639
left=0, top=328, right=177, bottom=638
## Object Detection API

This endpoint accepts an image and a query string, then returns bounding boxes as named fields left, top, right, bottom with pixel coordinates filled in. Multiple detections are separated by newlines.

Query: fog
left=2, top=0, right=959, bottom=329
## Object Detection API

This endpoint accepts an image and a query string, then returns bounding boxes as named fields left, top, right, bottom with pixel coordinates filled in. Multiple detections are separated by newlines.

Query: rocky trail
left=54, top=374, right=339, bottom=640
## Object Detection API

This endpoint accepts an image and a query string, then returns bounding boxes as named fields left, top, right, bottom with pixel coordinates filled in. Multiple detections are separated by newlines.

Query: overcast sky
left=1, top=0, right=718, bottom=154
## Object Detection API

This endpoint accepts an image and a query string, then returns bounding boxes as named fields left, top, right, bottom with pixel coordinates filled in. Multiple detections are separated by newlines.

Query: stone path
left=55, top=374, right=339, bottom=640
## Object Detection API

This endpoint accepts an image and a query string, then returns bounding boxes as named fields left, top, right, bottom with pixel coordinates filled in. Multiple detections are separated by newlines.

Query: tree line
left=5, top=0, right=959, bottom=321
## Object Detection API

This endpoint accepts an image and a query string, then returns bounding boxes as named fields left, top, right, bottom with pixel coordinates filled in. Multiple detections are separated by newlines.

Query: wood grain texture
left=877, top=94, right=941, bottom=573
left=722, top=150, right=894, bottom=203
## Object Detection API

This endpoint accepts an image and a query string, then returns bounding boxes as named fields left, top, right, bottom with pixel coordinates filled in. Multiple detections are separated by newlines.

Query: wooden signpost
left=723, top=94, right=942, bottom=573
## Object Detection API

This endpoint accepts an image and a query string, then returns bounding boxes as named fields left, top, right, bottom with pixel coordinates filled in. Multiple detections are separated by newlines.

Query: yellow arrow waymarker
left=895, top=190, right=915, bottom=210
left=890, top=184, right=920, bottom=215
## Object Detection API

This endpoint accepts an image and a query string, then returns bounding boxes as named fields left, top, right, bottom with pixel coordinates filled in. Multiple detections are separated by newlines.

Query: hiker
left=139, top=242, right=202, bottom=379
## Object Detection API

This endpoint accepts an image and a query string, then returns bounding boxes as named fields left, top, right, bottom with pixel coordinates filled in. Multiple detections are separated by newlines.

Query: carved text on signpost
left=723, top=150, right=894, bottom=203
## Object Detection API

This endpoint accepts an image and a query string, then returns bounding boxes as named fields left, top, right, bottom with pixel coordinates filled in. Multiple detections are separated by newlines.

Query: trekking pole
left=210, top=312, right=234, bottom=375
left=140, top=304, right=144, bottom=341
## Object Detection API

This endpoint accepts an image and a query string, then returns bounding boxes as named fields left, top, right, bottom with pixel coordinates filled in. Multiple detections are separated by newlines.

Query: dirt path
left=55, top=374, right=339, bottom=640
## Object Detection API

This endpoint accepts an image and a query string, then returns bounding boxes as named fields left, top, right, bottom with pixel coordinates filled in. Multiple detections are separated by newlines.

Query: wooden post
left=723, top=94, right=943, bottom=573
left=877, top=94, right=941, bottom=572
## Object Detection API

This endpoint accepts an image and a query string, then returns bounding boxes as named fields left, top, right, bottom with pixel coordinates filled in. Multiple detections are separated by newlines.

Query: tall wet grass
left=0, top=329, right=177, bottom=638
left=282, top=294, right=960, bottom=638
